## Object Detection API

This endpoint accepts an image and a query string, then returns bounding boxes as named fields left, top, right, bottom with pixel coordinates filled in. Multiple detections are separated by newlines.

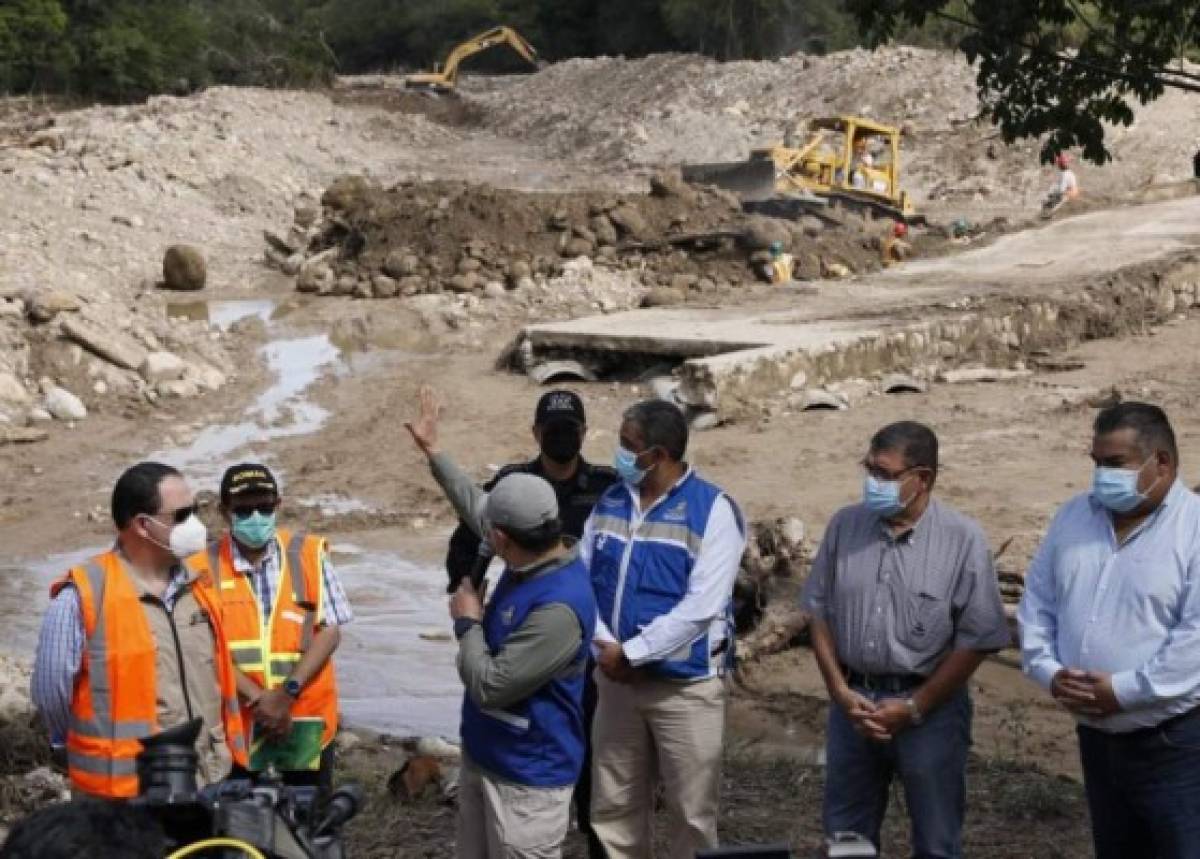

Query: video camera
left=132, top=719, right=361, bottom=859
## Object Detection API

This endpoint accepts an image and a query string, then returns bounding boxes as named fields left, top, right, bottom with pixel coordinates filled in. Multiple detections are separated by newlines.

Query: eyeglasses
left=158, top=503, right=200, bottom=525
left=860, top=459, right=922, bottom=482
left=231, top=501, right=277, bottom=519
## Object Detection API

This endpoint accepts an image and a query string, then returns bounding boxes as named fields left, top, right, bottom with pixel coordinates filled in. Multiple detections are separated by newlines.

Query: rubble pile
left=470, top=47, right=1200, bottom=221
left=0, top=656, right=63, bottom=841
left=262, top=171, right=881, bottom=318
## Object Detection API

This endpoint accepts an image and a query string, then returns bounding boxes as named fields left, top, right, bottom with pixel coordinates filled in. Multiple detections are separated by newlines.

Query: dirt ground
left=5, top=43, right=1200, bottom=856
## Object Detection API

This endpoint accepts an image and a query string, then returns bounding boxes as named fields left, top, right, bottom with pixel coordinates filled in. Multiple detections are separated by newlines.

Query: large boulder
left=140, top=351, right=187, bottom=384
left=162, top=245, right=207, bottom=291
left=44, top=386, right=87, bottom=421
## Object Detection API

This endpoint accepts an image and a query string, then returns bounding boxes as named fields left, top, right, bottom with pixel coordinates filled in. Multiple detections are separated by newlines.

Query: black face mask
left=540, top=423, right=583, bottom=465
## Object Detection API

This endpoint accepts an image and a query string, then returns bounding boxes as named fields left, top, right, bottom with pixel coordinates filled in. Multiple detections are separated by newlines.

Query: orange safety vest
left=191, top=529, right=339, bottom=757
left=51, top=550, right=247, bottom=799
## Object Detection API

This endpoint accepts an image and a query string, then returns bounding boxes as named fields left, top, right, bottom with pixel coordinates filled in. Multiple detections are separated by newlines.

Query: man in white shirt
left=582, top=399, right=746, bottom=859
left=1019, top=402, right=1200, bottom=859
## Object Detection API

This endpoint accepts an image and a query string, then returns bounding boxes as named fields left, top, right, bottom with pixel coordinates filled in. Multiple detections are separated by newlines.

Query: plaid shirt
left=229, top=536, right=354, bottom=628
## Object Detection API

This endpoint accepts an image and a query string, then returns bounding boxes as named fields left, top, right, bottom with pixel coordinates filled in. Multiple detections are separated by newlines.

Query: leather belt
left=842, top=666, right=925, bottom=694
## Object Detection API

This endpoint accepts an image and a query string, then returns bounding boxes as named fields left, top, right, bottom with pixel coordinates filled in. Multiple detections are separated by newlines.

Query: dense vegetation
left=0, top=0, right=1194, bottom=161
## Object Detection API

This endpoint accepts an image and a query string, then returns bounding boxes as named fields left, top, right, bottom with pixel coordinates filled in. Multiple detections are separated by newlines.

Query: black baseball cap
left=534, top=390, right=586, bottom=427
left=220, top=463, right=279, bottom=503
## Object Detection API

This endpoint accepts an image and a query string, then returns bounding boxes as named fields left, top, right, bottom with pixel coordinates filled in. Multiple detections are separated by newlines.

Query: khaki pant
left=590, top=673, right=727, bottom=859
left=457, top=757, right=573, bottom=859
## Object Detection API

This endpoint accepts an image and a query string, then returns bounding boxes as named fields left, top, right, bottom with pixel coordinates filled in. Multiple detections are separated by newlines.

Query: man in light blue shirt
left=1019, top=402, right=1200, bottom=859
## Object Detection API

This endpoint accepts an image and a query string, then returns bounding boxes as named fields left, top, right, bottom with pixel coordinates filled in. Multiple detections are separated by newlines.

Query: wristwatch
left=905, top=696, right=924, bottom=726
left=283, top=677, right=302, bottom=699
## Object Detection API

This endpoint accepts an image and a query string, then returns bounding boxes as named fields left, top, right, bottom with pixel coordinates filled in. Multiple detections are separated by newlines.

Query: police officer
left=445, top=389, right=617, bottom=591
left=441, top=389, right=616, bottom=858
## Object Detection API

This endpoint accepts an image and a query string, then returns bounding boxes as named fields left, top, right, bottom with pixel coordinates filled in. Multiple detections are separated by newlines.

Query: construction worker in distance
left=31, top=462, right=247, bottom=798
left=1043, top=153, right=1080, bottom=216
left=188, top=463, right=353, bottom=798
left=760, top=240, right=795, bottom=285
left=881, top=221, right=912, bottom=268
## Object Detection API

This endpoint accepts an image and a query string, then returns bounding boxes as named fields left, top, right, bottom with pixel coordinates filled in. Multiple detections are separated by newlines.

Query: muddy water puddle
left=0, top=300, right=460, bottom=738
left=0, top=536, right=461, bottom=739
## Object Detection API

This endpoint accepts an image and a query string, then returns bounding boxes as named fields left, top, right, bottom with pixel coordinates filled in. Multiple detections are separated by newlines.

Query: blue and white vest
left=460, top=554, right=597, bottom=787
left=590, top=470, right=743, bottom=680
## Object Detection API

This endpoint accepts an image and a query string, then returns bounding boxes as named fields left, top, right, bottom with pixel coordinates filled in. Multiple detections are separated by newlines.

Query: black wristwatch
left=283, top=677, right=302, bottom=699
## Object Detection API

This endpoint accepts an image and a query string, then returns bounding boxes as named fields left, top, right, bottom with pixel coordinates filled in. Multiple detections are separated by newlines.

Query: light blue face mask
left=232, top=511, right=277, bottom=550
left=1092, top=459, right=1156, bottom=514
left=862, top=474, right=908, bottom=518
left=613, top=445, right=652, bottom=486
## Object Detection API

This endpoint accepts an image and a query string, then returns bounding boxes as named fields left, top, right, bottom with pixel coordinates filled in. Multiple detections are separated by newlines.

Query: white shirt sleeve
left=621, top=496, right=746, bottom=666
left=579, top=511, right=618, bottom=646
left=1017, top=517, right=1065, bottom=691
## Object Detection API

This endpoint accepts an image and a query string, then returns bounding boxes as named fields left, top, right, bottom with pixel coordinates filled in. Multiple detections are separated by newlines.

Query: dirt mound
left=263, top=171, right=883, bottom=320
left=468, top=47, right=1200, bottom=223
left=333, top=79, right=487, bottom=127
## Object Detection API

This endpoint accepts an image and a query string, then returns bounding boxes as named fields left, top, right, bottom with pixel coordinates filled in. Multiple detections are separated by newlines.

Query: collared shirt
left=801, top=498, right=1010, bottom=676
left=228, top=536, right=353, bottom=628
left=580, top=469, right=747, bottom=667
left=1019, top=480, right=1200, bottom=733
left=31, top=553, right=232, bottom=784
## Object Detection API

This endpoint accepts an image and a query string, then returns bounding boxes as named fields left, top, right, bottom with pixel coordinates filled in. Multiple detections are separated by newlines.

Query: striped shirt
left=228, top=536, right=353, bottom=628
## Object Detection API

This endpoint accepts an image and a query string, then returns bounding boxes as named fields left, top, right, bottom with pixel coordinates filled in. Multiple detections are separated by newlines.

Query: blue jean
left=1078, top=710, right=1200, bottom=859
left=824, top=686, right=970, bottom=859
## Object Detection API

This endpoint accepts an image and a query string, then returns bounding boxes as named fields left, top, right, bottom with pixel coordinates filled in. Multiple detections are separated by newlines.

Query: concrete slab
left=517, top=195, right=1200, bottom=418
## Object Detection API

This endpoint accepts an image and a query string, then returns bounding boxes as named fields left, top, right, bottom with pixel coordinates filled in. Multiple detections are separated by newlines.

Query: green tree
left=0, top=0, right=73, bottom=93
left=848, top=0, right=1200, bottom=163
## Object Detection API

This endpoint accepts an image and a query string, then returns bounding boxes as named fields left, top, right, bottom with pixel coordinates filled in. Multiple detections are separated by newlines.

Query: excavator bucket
left=681, top=158, right=777, bottom=203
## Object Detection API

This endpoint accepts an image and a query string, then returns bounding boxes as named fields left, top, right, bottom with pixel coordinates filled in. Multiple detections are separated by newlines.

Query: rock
left=641, top=287, right=686, bottom=308
left=263, top=229, right=299, bottom=256
left=789, top=371, right=808, bottom=390
left=742, top=216, right=791, bottom=251
left=321, top=175, right=373, bottom=211
left=0, top=371, right=30, bottom=405
left=793, top=389, right=849, bottom=411
left=372, top=275, right=400, bottom=298
left=937, top=367, right=1033, bottom=384
left=387, top=755, right=445, bottom=802
left=189, top=364, right=227, bottom=392
left=399, top=275, right=427, bottom=296
left=483, top=281, right=508, bottom=299
left=507, top=260, right=532, bottom=286
left=799, top=216, right=825, bottom=237
left=0, top=426, right=48, bottom=445
left=822, top=260, right=852, bottom=279
left=139, top=351, right=186, bottom=384
left=445, top=273, right=479, bottom=294
left=561, top=237, right=594, bottom=258
left=649, top=169, right=694, bottom=201
left=383, top=251, right=421, bottom=279
left=44, top=386, right=87, bottom=421
left=296, top=261, right=335, bottom=294
left=335, top=275, right=358, bottom=296
left=457, top=256, right=482, bottom=274
left=609, top=205, right=651, bottom=241
left=293, top=196, right=321, bottom=228
left=590, top=215, right=619, bottom=246
left=0, top=298, right=23, bottom=318
left=162, top=245, right=207, bottom=291
left=670, top=273, right=700, bottom=292
left=26, top=289, right=81, bottom=323
left=282, top=253, right=305, bottom=276
left=28, top=407, right=52, bottom=423
left=61, top=317, right=148, bottom=370
left=157, top=379, right=199, bottom=399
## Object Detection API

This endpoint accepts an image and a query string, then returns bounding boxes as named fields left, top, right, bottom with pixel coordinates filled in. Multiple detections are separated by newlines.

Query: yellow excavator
left=683, top=115, right=920, bottom=223
left=404, top=26, right=540, bottom=93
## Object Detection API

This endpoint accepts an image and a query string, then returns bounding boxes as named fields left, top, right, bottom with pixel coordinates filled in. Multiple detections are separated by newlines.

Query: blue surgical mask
left=863, top=475, right=907, bottom=518
left=1092, top=460, right=1155, bottom=514
left=614, top=445, right=651, bottom=486
left=232, top=511, right=277, bottom=550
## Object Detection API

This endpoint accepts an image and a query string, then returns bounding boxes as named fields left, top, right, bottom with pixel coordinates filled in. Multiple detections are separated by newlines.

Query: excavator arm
left=405, top=26, right=540, bottom=92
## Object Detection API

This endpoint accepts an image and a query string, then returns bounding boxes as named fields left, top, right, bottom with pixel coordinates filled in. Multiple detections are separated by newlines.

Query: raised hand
left=404, top=384, right=442, bottom=458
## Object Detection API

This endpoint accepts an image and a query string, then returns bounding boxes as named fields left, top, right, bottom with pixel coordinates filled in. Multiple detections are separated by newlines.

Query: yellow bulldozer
left=404, top=26, right=541, bottom=93
left=682, top=115, right=919, bottom=223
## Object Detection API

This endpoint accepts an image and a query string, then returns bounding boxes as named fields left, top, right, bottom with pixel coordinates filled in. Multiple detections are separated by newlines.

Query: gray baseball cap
left=485, top=473, right=559, bottom=532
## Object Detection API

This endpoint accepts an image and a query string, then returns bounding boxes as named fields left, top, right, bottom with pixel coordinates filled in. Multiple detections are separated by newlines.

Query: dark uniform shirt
left=444, top=456, right=618, bottom=592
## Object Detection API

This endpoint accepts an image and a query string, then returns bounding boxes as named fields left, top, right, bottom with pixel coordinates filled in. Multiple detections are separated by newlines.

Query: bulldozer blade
left=681, top=159, right=777, bottom=202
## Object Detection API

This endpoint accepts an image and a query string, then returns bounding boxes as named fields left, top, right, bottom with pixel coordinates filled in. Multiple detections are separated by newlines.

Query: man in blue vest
left=406, top=386, right=597, bottom=859
left=584, top=399, right=747, bottom=859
